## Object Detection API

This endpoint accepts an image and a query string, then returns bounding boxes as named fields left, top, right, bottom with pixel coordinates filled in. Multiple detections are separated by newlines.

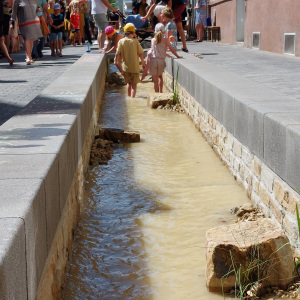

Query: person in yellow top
left=48, top=0, right=55, bottom=15
left=114, top=23, right=145, bottom=98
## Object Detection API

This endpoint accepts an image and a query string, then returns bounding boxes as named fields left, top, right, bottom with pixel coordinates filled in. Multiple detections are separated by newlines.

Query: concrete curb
left=0, top=51, right=107, bottom=300
left=166, top=53, right=300, bottom=193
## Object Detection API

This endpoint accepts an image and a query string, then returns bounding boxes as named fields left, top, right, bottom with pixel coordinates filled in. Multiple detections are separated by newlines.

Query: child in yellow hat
left=114, top=23, right=145, bottom=98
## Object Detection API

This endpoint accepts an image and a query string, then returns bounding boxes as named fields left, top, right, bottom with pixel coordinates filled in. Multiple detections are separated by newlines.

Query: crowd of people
left=112, top=6, right=183, bottom=98
left=0, top=0, right=96, bottom=65
left=0, top=0, right=207, bottom=97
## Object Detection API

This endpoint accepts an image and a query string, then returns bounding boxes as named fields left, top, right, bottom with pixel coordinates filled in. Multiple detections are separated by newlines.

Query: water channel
left=62, top=70, right=251, bottom=299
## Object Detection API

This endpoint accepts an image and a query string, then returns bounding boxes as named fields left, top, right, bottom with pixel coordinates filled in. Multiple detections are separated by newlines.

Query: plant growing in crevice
left=221, top=242, right=293, bottom=299
left=294, top=201, right=300, bottom=276
left=221, top=245, right=267, bottom=299
left=172, top=66, right=179, bottom=105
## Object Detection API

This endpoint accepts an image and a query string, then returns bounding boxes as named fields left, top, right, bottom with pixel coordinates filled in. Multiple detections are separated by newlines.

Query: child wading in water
left=143, top=22, right=182, bottom=93
left=115, top=23, right=145, bottom=98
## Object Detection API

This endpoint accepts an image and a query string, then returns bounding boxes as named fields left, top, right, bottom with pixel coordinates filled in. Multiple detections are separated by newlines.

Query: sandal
left=181, top=48, right=189, bottom=52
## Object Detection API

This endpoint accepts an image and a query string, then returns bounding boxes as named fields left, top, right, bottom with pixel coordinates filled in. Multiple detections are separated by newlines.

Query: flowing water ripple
left=63, top=77, right=250, bottom=300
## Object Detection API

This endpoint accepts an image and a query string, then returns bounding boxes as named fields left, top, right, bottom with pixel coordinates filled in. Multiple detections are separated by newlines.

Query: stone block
left=282, top=213, right=298, bottom=244
left=0, top=153, right=56, bottom=180
left=264, top=113, right=288, bottom=181
left=0, top=179, right=47, bottom=300
left=260, top=164, right=275, bottom=193
left=232, top=140, right=242, bottom=158
left=252, top=157, right=262, bottom=178
left=147, top=93, right=173, bottom=109
left=206, top=219, right=295, bottom=293
left=286, top=190, right=299, bottom=215
left=269, top=198, right=283, bottom=224
left=234, top=99, right=264, bottom=159
left=286, top=125, right=300, bottom=192
left=0, top=218, right=27, bottom=300
left=258, top=183, right=271, bottom=207
left=252, top=176, right=260, bottom=195
left=273, top=181, right=289, bottom=207
left=0, top=114, right=73, bottom=156
left=241, top=147, right=254, bottom=167
left=44, top=156, right=61, bottom=251
left=58, top=129, right=78, bottom=213
left=98, top=128, right=140, bottom=143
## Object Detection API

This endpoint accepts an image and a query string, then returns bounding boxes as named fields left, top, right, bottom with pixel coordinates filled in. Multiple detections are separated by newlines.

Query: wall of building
left=209, top=0, right=300, bottom=56
left=209, top=0, right=237, bottom=44
left=244, top=0, right=300, bottom=56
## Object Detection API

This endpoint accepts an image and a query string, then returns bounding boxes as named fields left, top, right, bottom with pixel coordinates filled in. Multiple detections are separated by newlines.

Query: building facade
left=208, top=0, right=300, bottom=56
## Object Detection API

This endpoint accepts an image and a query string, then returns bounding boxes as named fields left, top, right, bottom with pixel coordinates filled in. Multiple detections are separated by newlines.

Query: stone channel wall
left=164, top=56, right=300, bottom=253
left=0, top=53, right=107, bottom=300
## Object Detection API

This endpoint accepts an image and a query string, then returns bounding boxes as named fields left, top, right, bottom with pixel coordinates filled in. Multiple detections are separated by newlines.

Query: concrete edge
left=0, top=52, right=107, bottom=300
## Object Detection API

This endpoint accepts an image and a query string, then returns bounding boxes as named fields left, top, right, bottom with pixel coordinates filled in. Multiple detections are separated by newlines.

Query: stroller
left=109, top=11, right=154, bottom=48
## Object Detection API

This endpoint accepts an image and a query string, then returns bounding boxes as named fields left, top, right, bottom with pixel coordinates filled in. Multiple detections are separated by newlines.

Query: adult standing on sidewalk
left=193, top=0, right=206, bottom=42
left=0, top=0, right=14, bottom=65
left=32, top=0, right=51, bottom=59
left=172, top=0, right=189, bottom=52
left=91, top=0, right=120, bottom=51
left=10, top=0, right=43, bottom=64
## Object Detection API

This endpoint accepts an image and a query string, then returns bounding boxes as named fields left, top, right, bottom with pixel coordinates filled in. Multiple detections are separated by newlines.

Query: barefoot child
left=114, top=23, right=145, bottom=98
left=142, top=23, right=182, bottom=92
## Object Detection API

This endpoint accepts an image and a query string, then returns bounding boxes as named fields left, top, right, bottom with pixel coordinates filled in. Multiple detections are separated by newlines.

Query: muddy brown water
left=62, top=75, right=252, bottom=299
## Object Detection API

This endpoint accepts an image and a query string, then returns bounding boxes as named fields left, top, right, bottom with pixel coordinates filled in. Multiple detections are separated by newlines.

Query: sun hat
left=105, top=26, right=116, bottom=37
left=54, top=3, right=60, bottom=10
left=155, top=23, right=166, bottom=33
left=153, top=4, right=165, bottom=16
left=124, top=23, right=136, bottom=33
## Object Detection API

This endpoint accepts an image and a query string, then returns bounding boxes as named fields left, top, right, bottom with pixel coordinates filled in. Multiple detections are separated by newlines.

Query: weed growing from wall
left=172, top=66, right=179, bottom=105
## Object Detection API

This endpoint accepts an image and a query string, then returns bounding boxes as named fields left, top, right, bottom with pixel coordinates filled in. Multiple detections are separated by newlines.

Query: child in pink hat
left=103, top=25, right=124, bottom=54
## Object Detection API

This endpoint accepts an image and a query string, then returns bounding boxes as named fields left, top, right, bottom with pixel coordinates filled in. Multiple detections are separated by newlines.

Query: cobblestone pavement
left=0, top=44, right=87, bottom=126
left=1, top=40, right=300, bottom=127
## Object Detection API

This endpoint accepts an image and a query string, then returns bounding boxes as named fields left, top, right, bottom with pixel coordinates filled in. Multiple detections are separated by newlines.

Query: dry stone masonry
left=163, top=70, right=300, bottom=256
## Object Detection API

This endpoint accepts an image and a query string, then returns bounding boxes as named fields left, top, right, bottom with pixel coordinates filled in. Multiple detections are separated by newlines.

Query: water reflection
left=63, top=77, right=250, bottom=299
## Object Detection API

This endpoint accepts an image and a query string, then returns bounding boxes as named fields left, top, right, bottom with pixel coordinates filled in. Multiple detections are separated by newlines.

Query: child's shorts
left=148, top=58, right=166, bottom=76
left=72, top=28, right=80, bottom=33
left=50, top=32, right=63, bottom=42
left=123, top=72, right=140, bottom=84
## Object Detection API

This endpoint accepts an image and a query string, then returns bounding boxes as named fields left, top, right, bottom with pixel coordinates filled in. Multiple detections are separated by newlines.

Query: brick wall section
left=164, top=72, right=300, bottom=252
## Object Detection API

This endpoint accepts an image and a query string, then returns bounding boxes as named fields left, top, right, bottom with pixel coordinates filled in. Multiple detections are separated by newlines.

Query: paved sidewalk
left=0, top=44, right=88, bottom=126
left=186, top=41, right=300, bottom=100
left=1, top=40, right=300, bottom=126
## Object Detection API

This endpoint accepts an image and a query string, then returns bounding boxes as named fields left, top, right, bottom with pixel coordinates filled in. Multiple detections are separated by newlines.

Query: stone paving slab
left=0, top=45, right=88, bottom=126
left=185, top=41, right=300, bottom=100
